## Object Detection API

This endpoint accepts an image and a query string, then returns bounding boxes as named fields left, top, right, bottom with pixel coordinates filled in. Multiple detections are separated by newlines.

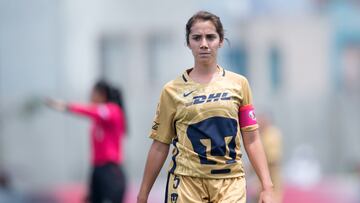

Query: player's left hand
left=258, top=187, right=275, bottom=203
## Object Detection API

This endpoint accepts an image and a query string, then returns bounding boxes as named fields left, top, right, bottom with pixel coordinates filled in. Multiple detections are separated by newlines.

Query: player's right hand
left=136, top=195, right=148, bottom=203
left=44, top=98, right=67, bottom=112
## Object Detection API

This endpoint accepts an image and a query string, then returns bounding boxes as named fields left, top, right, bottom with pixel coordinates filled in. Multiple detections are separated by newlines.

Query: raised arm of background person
left=137, top=140, right=170, bottom=203
left=67, top=103, right=113, bottom=122
left=242, top=130, right=275, bottom=203
left=46, top=98, right=117, bottom=123
left=45, top=98, right=67, bottom=112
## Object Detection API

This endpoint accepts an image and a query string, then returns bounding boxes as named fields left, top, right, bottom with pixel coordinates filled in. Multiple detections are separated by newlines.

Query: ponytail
left=109, top=86, right=128, bottom=134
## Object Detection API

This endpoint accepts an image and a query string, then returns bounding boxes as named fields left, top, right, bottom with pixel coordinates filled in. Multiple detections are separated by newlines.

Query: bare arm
left=45, top=98, right=67, bottom=112
left=137, top=140, right=170, bottom=203
left=242, top=130, right=274, bottom=203
left=45, top=98, right=109, bottom=121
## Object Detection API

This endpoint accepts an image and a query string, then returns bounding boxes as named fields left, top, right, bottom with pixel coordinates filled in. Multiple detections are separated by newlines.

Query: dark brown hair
left=185, top=11, right=224, bottom=45
left=94, top=80, right=128, bottom=133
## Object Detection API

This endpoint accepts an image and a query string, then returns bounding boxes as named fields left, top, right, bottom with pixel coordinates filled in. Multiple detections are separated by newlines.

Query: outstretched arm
left=137, top=140, right=170, bottom=203
left=45, top=98, right=67, bottom=112
left=45, top=98, right=109, bottom=121
left=242, top=130, right=274, bottom=203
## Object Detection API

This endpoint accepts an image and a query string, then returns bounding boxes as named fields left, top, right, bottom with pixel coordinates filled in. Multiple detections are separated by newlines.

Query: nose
left=200, top=38, right=208, bottom=49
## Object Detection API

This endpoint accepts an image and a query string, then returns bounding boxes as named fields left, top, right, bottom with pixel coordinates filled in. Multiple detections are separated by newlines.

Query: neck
left=189, top=62, right=220, bottom=84
left=193, top=60, right=218, bottom=75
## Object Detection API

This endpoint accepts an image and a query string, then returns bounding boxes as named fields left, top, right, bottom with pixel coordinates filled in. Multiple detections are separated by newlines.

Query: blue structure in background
left=224, top=45, right=248, bottom=77
left=329, top=2, right=360, bottom=91
left=269, top=45, right=282, bottom=92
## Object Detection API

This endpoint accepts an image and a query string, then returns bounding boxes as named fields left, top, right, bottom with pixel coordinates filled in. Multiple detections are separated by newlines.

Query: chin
left=198, top=57, right=213, bottom=63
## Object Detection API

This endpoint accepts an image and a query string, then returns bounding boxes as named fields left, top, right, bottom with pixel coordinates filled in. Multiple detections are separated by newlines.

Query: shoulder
left=160, top=80, right=177, bottom=98
left=105, top=103, right=116, bottom=109
left=104, top=103, right=122, bottom=114
left=94, top=104, right=112, bottom=118
left=103, top=103, right=125, bottom=120
left=221, top=68, right=250, bottom=89
left=161, top=71, right=188, bottom=94
left=224, top=69, right=249, bottom=83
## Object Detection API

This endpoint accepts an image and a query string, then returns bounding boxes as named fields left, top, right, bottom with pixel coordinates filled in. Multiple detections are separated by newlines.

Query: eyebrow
left=190, top=33, right=217, bottom=37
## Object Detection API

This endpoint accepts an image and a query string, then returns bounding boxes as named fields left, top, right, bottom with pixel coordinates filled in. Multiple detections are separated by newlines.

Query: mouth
left=199, top=53, right=211, bottom=57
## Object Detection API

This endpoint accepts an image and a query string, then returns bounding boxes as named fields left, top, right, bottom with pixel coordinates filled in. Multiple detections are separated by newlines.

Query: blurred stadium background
left=0, top=0, right=359, bottom=202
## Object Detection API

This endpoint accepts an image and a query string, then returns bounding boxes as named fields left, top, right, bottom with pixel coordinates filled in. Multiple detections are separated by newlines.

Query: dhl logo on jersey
left=193, top=92, right=231, bottom=104
left=184, top=92, right=232, bottom=106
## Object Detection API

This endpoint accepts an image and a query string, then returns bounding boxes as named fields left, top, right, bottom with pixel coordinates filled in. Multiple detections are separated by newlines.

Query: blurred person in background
left=0, top=170, right=10, bottom=190
left=137, top=11, right=274, bottom=203
left=257, top=113, right=283, bottom=203
left=0, top=170, right=11, bottom=201
left=0, top=170, right=26, bottom=203
left=46, top=80, right=127, bottom=203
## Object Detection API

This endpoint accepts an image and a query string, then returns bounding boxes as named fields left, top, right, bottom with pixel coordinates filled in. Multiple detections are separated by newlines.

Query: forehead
left=190, top=20, right=217, bottom=35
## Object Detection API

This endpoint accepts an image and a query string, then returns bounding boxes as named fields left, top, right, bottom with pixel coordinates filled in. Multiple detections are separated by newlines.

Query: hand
left=136, top=195, right=148, bottom=203
left=258, top=187, right=275, bottom=203
left=45, top=98, right=67, bottom=112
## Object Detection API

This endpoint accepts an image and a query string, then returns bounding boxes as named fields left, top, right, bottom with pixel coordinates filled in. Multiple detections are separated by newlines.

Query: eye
left=206, top=35, right=217, bottom=41
left=192, top=35, right=201, bottom=41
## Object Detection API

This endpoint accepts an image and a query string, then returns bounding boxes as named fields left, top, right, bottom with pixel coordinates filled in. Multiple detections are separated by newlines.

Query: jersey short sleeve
left=149, top=85, right=177, bottom=144
left=239, top=77, right=259, bottom=132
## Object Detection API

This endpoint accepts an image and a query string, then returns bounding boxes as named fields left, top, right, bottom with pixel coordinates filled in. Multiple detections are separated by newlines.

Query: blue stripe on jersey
left=211, top=169, right=231, bottom=174
left=164, top=172, right=171, bottom=203
left=169, top=137, right=179, bottom=174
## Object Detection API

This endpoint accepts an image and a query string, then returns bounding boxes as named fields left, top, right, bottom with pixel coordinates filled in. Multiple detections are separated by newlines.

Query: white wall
left=0, top=0, right=202, bottom=191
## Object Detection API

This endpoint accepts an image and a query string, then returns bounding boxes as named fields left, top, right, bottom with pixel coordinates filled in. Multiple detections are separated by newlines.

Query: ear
left=219, top=40, right=224, bottom=48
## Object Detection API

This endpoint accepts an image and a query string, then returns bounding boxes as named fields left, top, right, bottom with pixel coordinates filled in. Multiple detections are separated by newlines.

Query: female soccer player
left=137, top=11, right=274, bottom=203
left=46, top=80, right=127, bottom=203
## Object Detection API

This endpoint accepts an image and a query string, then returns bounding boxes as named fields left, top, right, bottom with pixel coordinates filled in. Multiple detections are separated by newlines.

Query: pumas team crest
left=170, top=193, right=178, bottom=203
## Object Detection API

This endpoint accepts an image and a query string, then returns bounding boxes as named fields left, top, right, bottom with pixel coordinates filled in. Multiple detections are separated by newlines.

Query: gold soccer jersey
left=150, top=66, right=258, bottom=179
